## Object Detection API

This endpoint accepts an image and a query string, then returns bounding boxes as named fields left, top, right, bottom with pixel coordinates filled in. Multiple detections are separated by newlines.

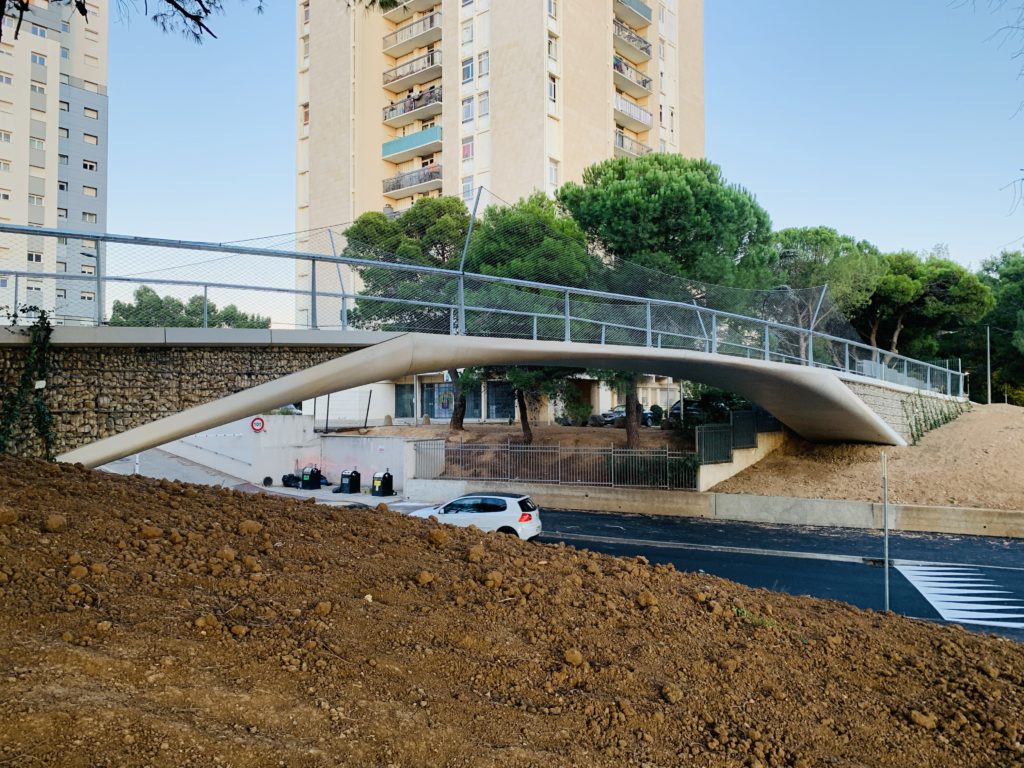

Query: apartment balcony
left=614, top=0, right=652, bottom=29
left=614, top=130, right=653, bottom=158
left=383, top=164, right=442, bottom=200
left=613, top=55, right=652, bottom=98
left=383, top=49, right=443, bottom=93
left=613, top=19, right=651, bottom=63
left=614, top=93, right=652, bottom=132
left=383, top=11, right=442, bottom=58
left=382, top=0, right=437, bottom=24
left=382, top=124, right=442, bottom=163
left=383, top=85, right=442, bottom=128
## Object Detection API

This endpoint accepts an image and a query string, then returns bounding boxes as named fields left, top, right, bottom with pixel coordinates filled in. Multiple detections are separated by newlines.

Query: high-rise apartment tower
left=0, top=1, right=108, bottom=325
left=296, top=0, right=703, bottom=232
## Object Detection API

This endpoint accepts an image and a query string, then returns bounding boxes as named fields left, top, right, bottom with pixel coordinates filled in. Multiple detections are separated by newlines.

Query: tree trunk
left=448, top=368, right=466, bottom=431
left=516, top=389, right=533, bottom=445
left=889, top=312, right=907, bottom=354
left=624, top=387, right=640, bottom=450
left=869, top=318, right=880, bottom=349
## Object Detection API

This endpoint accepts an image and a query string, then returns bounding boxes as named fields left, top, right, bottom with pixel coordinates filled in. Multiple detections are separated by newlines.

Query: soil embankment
left=1, top=456, right=1021, bottom=767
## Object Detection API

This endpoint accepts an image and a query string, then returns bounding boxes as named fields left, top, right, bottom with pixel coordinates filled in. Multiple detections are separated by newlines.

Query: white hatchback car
left=410, top=493, right=542, bottom=540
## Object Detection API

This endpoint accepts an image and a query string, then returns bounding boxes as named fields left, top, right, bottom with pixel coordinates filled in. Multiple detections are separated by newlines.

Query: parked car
left=668, top=398, right=730, bottom=424
left=409, top=493, right=542, bottom=540
left=600, top=404, right=654, bottom=427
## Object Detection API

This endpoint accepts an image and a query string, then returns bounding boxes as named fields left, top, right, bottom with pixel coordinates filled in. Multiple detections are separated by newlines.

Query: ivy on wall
left=0, top=306, right=55, bottom=459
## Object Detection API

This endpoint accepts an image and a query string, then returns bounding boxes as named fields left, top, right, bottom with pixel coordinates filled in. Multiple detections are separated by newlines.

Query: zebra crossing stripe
left=896, top=565, right=1024, bottom=629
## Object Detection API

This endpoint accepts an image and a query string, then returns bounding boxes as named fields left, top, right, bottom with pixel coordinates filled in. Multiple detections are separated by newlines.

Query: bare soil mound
left=1, top=456, right=1022, bottom=767
left=715, top=404, right=1024, bottom=511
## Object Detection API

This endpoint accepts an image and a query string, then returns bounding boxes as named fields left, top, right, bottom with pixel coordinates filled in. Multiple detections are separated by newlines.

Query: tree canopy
left=556, top=155, right=773, bottom=286
left=109, top=286, right=270, bottom=328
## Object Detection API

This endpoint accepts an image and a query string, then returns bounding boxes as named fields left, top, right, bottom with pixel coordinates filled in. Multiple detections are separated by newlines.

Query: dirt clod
left=237, top=519, right=263, bottom=535
left=43, top=514, right=66, bottom=532
left=563, top=648, right=584, bottom=667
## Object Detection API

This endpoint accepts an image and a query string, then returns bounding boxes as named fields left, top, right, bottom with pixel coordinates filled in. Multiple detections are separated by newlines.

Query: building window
left=461, top=57, right=473, bottom=83
left=0, top=73, right=10, bottom=85
left=462, top=0, right=472, bottom=6
left=29, top=137, right=44, bottom=150
left=61, top=20, right=70, bottom=32
left=659, top=39, right=665, bottom=61
left=59, top=100, right=68, bottom=111
left=61, top=46, right=69, bottom=60
left=0, top=160, right=8, bottom=171
left=56, top=288, right=65, bottom=299
left=547, top=0, right=557, bottom=19
left=58, top=180, right=67, bottom=191
left=477, top=51, right=489, bottom=77
left=30, top=24, right=45, bottom=37
left=56, top=260, right=66, bottom=271
left=59, top=154, right=69, bottom=165
left=547, top=35, right=557, bottom=62
left=83, top=185, right=97, bottom=197
left=0, top=190, right=7, bottom=200
left=461, top=97, right=473, bottom=123
left=27, top=251, right=42, bottom=263
left=548, top=158, right=559, bottom=187
left=83, top=159, right=97, bottom=171
left=461, top=20, right=473, bottom=44
left=58, top=127, right=68, bottom=138
left=26, top=282, right=41, bottom=294
left=30, top=82, right=44, bottom=94
left=82, top=212, right=97, bottom=223
left=0, top=131, right=10, bottom=143
left=302, top=2, right=310, bottom=23
left=0, top=277, right=6, bottom=288
left=462, top=135, right=474, bottom=160
left=478, top=91, right=490, bottom=117
left=301, top=102, right=309, bottom=126
left=28, top=194, right=43, bottom=206
left=302, top=35, right=309, bottom=59
left=81, top=291, right=95, bottom=302
left=462, top=175, right=474, bottom=202
left=84, top=107, right=98, bottom=119
left=547, top=75, right=557, bottom=106
left=81, top=264, right=95, bottom=275
left=81, top=238, right=96, bottom=248
left=57, top=208, right=66, bottom=218
left=83, top=133, right=98, bottom=145
left=30, top=52, right=45, bottom=66
left=57, top=236, right=67, bottom=244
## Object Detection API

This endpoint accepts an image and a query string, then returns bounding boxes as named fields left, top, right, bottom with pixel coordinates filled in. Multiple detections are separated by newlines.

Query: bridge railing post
left=564, top=290, right=570, bottom=342
left=645, top=302, right=652, bottom=347
left=763, top=325, right=770, bottom=361
left=457, top=275, right=465, bottom=336
left=532, top=315, right=538, bottom=340
left=709, top=314, right=717, bottom=354
left=309, top=257, right=318, bottom=330
left=807, top=330, right=814, bottom=367
left=202, top=286, right=209, bottom=329
left=844, top=342, right=850, bottom=374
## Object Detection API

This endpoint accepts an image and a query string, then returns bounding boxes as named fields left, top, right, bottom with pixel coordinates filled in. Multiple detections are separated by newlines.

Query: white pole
left=133, top=454, right=140, bottom=476
left=882, top=452, right=890, bottom=613
left=986, top=325, right=992, bottom=406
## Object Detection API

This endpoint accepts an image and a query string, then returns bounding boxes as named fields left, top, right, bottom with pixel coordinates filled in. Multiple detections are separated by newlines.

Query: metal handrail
left=613, top=19, right=651, bottom=56
left=383, top=49, right=441, bottom=85
left=0, top=223, right=965, bottom=396
left=382, top=11, right=441, bottom=50
left=382, top=164, right=442, bottom=193
left=615, top=130, right=652, bottom=156
left=383, top=86, right=441, bottom=122
left=614, top=93, right=652, bottom=126
left=613, top=55, right=652, bottom=91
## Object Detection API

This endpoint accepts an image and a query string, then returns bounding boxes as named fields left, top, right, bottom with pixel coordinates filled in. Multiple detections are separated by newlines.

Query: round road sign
left=250, top=417, right=265, bottom=432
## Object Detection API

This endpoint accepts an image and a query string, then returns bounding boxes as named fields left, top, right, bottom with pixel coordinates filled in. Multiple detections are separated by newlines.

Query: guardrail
left=0, top=223, right=966, bottom=398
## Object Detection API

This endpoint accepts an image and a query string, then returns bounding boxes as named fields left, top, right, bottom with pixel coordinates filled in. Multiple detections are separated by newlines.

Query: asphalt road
left=538, top=509, right=1024, bottom=643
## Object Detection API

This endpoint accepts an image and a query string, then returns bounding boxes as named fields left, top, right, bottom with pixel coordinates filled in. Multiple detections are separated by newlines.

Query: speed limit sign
left=250, top=417, right=265, bottom=432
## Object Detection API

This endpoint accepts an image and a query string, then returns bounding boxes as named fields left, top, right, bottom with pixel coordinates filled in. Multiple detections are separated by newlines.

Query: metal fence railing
left=730, top=410, right=758, bottom=450
left=413, top=440, right=698, bottom=490
left=696, top=423, right=734, bottom=465
left=0, top=223, right=965, bottom=399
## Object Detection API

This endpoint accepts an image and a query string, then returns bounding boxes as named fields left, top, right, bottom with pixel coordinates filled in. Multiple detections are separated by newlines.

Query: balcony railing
left=383, top=86, right=442, bottom=123
left=382, top=11, right=441, bottom=53
left=383, top=164, right=442, bottom=194
left=615, top=130, right=653, bottom=156
left=383, top=49, right=442, bottom=86
left=613, top=55, right=652, bottom=93
left=613, top=19, right=652, bottom=58
left=614, top=94, right=652, bottom=128
left=382, top=124, right=442, bottom=162
left=615, top=0, right=652, bottom=25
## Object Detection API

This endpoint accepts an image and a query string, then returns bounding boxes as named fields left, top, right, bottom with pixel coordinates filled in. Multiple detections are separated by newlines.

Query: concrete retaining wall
left=697, top=430, right=786, bottom=491
left=841, top=375, right=967, bottom=443
left=402, top=479, right=1023, bottom=539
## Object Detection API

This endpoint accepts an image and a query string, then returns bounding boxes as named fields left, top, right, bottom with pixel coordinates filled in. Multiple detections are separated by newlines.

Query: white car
left=410, top=493, right=542, bottom=540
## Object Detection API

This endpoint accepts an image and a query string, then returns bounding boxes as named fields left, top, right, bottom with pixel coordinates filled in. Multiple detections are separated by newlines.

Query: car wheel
left=496, top=526, right=519, bottom=537
left=642, top=416, right=652, bottom=427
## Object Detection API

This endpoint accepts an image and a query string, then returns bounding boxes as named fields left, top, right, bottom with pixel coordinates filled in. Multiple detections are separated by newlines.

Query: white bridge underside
left=58, top=333, right=906, bottom=468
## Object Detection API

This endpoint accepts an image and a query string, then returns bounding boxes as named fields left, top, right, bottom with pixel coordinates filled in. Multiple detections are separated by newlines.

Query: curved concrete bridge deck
left=58, top=331, right=905, bottom=468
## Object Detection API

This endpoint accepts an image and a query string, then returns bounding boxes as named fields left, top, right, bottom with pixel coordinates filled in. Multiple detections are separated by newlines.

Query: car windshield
left=518, top=498, right=538, bottom=512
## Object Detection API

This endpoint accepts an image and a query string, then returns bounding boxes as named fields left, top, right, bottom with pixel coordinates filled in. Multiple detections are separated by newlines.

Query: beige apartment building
left=296, top=0, right=703, bottom=231
left=294, top=0, right=702, bottom=425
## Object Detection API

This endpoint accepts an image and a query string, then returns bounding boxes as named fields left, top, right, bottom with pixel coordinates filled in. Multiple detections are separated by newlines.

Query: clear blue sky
left=108, top=1, right=1023, bottom=268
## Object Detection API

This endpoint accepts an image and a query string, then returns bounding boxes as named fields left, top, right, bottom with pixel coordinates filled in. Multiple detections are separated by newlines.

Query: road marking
left=896, top=565, right=1024, bottom=629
